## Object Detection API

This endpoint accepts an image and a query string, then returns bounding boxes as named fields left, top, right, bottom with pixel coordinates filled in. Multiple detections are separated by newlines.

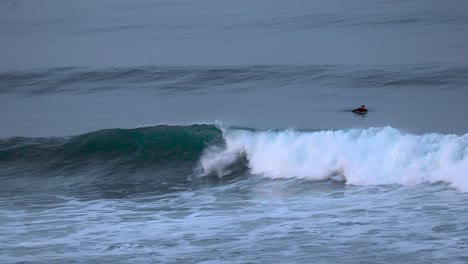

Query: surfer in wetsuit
left=352, top=105, right=367, bottom=113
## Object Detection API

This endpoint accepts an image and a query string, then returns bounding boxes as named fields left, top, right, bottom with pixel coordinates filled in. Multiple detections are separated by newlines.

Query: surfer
left=352, top=105, right=367, bottom=113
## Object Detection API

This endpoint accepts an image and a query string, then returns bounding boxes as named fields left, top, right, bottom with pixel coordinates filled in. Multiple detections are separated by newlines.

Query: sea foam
left=201, top=127, right=468, bottom=191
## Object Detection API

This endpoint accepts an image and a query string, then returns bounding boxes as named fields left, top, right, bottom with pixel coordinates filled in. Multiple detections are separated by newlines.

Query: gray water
left=1, top=0, right=468, bottom=263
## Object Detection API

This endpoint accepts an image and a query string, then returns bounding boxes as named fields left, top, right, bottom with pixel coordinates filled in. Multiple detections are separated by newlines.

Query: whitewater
left=202, top=126, right=468, bottom=191
left=1, top=0, right=468, bottom=263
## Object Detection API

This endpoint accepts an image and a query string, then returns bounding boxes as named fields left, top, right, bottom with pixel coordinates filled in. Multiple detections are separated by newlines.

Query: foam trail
left=200, top=127, right=468, bottom=191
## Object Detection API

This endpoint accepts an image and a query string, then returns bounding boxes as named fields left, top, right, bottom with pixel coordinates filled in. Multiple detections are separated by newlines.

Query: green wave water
left=0, top=124, right=225, bottom=199
left=0, top=124, right=223, bottom=168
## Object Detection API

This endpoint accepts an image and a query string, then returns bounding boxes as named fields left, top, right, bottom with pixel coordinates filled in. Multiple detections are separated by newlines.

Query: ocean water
left=1, top=0, right=468, bottom=263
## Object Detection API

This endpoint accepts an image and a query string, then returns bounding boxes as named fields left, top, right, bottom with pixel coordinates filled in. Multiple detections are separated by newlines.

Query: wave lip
left=202, top=127, right=468, bottom=191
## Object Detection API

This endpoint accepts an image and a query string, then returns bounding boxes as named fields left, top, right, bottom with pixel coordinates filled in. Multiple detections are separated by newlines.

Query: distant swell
left=1, top=64, right=467, bottom=95
left=202, top=127, right=468, bottom=191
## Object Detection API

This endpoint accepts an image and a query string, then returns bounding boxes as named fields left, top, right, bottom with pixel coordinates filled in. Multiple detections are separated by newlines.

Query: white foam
left=200, top=127, right=468, bottom=191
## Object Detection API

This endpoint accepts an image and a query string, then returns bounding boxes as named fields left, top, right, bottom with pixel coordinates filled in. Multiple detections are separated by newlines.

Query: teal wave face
left=0, top=124, right=224, bottom=169
left=0, top=124, right=225, bottom=198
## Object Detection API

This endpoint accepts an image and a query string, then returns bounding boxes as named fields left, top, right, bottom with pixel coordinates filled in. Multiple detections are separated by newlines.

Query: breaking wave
left=202, top=126, right=468, bottom=191
left=1, top=124, right=467, bottom=191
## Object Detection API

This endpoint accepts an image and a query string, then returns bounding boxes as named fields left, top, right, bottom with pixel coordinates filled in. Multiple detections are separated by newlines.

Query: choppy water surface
left=2, top=179, right=468, bottom=263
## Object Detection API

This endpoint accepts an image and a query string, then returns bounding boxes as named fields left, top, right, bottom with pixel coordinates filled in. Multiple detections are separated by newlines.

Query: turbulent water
left=1, top=0, right=468, bottom=263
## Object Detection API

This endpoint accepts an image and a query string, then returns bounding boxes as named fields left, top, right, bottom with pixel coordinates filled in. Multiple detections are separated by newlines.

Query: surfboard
left=353, top=111, right=367, bottom=115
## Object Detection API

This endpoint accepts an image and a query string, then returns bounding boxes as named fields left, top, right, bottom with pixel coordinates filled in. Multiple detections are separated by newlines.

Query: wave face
left=0, top=124, right=222, bottom=168
left=0, top=124, right=223, bottom=198
left=202, top=127, right=468, bottom=191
